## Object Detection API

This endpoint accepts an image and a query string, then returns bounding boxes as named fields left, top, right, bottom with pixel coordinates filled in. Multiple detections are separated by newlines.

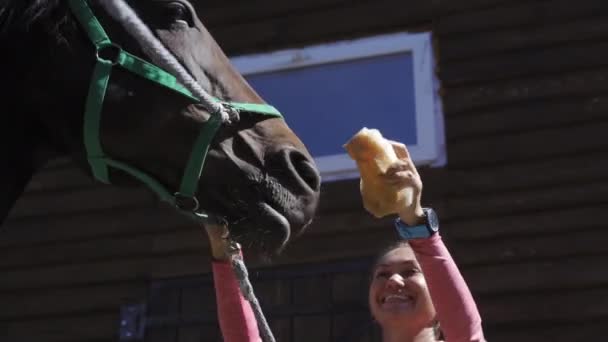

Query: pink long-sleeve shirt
left=212, top=233, right=484, bottom=342
left=409, top=234, right=485, bottom=342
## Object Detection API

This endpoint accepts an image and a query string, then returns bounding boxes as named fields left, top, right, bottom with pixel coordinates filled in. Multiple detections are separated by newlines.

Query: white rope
left=98, top=0, right=239, bottom=123
left=232, top=257, right=277, bottom=342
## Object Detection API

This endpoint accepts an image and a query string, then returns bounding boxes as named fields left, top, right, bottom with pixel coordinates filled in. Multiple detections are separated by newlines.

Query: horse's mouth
left=215, top=201, right=292, bottom=257
left=205, top=187, right=302, bottom=256
left=257, top=202, right=292, bottom=250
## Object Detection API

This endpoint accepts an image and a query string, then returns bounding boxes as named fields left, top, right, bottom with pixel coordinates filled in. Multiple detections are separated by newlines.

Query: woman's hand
left=382, top=141, right=425, bottom=226
left=204, top=224, right=239, bottom=261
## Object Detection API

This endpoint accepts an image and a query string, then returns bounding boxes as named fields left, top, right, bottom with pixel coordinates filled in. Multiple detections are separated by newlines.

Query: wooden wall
left=2, top=0, right=608, bottom=341
left=432, top=0, right=608, bottom=339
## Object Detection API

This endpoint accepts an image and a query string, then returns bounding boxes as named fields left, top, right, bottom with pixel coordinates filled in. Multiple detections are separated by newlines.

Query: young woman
left=204, top=142, right=485, bottom=342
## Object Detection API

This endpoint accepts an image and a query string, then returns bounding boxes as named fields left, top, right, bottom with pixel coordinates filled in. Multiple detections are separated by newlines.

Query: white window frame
left=231, top=31, right=445, bottom=182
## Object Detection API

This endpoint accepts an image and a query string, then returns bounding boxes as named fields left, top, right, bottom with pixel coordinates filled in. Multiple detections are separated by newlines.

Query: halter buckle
left=174, top=192, right=200, bottom=212
left=96, top=43, right=122, bottom=66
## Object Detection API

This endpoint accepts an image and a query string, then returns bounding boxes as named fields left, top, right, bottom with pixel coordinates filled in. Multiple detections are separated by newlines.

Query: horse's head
left=1, top=0, right=320, bottom=255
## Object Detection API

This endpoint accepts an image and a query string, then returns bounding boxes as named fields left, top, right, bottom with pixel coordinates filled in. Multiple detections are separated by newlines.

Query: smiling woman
left=0, top=0, right=320, bottom=255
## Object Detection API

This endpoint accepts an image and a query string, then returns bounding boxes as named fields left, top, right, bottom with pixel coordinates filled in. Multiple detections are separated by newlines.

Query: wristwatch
left=394, top=208, right=439, bottom=240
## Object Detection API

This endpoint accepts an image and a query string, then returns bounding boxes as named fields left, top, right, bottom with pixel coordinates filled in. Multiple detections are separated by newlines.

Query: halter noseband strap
left=67, top=0, right=282, bottom=218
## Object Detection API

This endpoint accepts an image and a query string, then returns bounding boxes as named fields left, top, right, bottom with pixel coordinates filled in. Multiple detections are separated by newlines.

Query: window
left=142, top=258, right=379, bottom=342
left=231, top=32, right=445, bottom=182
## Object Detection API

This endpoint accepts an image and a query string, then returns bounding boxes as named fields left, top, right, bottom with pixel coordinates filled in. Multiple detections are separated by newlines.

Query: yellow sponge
left=344, top=128, right=413, bottom=218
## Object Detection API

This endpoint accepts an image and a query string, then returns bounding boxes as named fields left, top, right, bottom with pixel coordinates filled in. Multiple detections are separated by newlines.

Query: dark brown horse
left=0, top=0, right=321, bottom=255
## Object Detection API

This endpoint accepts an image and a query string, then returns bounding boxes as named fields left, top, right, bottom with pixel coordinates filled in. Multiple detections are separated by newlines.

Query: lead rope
left=97, top=1, right=275, bottom=341
left=227, top=237, right=276, bottom=342
left=97, top=0, right=239, bottom=123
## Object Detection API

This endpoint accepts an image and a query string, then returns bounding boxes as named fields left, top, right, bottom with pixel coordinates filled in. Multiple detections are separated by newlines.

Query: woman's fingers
left=383, top=159, right=423, bottom=192
left=387, top=140, right=411, bottom=160
left=386, top=142, right=420, bottom=178
left=382, top=170, right=416, bottom=185
left=386, top=159, right=415, bottom=175
left=205, top=223, right=230, bottom=240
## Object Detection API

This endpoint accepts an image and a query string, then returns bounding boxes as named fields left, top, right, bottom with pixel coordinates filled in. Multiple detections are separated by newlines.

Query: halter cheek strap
left=68, top=0, right=282, bottom=218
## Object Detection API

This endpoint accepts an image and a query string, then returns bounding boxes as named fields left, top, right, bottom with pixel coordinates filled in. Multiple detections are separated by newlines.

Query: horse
left=0, top=0, right=321, bottom=256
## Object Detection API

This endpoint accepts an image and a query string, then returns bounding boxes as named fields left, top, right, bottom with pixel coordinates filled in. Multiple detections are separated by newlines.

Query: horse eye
left=164, top=2, right=191, bottom=25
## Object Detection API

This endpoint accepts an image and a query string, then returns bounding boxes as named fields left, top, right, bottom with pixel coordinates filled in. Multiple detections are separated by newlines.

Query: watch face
left=425, top=208, right=440, bottom=232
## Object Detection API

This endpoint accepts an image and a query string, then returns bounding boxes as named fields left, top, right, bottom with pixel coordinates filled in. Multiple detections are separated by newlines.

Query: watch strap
left=394, top=219, right=434, bottom=239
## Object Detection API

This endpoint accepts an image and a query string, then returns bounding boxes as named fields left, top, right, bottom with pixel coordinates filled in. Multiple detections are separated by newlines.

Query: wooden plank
left=0, top=281, right=144, bottom=320
left=440, top=151, right=608, bottom=196
left=0, top=205, right=190, bottom=248
left=0, top=313, right=118, bottom=342
left=253, top=279, right=292, bottom=307
left=0, top=227, right=207, bottom=270
left=450, top=228, right=608, bottom=266
left=177, top=325, right=221, bottom=342
left=306, top=211, right=392, bottom=238
left=446, top=94, right=608, bottom=140
left=149, top=285, right=182, bottom=317
left=437, top=0, right=607, bottom=36
left=446, top=121, right=608, bottom=168
left=179, top=284, right=217, bottom=316
left=214, top=0, right=431, bottom=55
left=24, top=165, right=95, bottom=192
left=442, top=180, right=608, bottom=222
left=293, top=315, right=331, bottom=342
left=463, top=254, right=608, bottom=295
left=280, top=229, right=395, bottom=266
left=444, top=204, right=608, bottom=240
left=479, top=287, right=608, bottom=324
left=39, top=157, right=73, bottom=170
left=332, top=272, right=369, bottom=303
left=201, top=0, right=351, bottom=27
left=0, top=252, right=210, bottom=291
left=291, top=213, right=608, bottom=268
left=269, top=318, right=292, bottom=342
left=302, top=199, right=608, bottom=244
left=7, top=185, right=157, bottom=218
left=333, top=312, right=373, bottom=342
left=317, top=179, right=362, bottom=214
left=146, top=327, right=177, bottom=342
left=293, top=275, right=331, bottom=306
left=438, top=0, right=532, bottom=15
left=441, top=40, right=608, bottom=86
left=440, top=15, right=608, bottom=62
left=486, top=320, right=605, bottom=342
left=1, top=201, right=388, bottom=271
left=303, top=184, right=608, bottom=240
left=443, top=68, right=608, bottom=115
left=315, top=174, right=445, bottom=217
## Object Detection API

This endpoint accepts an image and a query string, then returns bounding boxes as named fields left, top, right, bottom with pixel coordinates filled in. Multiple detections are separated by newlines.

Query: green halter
left=67, top=0, right=282, bottom=218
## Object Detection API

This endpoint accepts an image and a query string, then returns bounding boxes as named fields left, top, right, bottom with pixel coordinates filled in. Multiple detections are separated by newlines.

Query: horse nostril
left=287, top=149, right=321, bottom=192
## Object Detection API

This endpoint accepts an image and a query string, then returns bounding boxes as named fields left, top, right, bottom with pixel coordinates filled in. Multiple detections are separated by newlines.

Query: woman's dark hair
left=370, top=240, right=411, bottom=274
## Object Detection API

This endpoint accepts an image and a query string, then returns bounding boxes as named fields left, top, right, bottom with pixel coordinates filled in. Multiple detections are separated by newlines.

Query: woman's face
left=369, top=245, right=436, bottom=330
